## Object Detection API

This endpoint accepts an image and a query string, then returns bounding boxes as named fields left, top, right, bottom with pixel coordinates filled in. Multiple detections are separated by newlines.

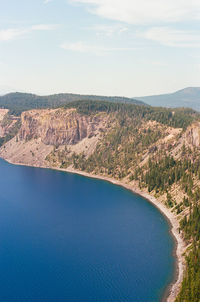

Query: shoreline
left=1, top=158, right=186, bottom=302
left=63, top=167, right=186, bottom=302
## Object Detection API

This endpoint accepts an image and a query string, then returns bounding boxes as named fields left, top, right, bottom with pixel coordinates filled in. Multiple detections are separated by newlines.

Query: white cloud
left=140, top=27, right=200, bottom=48
left=61, top=41, right=91, bottom=52
left=60, top=41, right=137, bottom=55
left=0, top=24, right=58, bottom=42
left=32, top=24, right=58, bottom=31
left=0, top=28, right=28, bottom=41
left=88, top=24, right=128, bottom=36
left=70, top=0, right=200, bottom=24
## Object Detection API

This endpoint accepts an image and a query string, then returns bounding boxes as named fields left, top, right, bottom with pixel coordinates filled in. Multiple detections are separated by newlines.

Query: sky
left=0, top=0, right=200, bottom=97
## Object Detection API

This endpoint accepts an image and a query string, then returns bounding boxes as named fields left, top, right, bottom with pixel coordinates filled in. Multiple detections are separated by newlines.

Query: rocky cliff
left=184, top=122, right=200, bottom=147
left=0, top=104, right=199, bottom=302
left=1, top=106, right=200, bottom=166
left=19, top=108, right=107, bottom=146
left=0, top=108, right=108, bottom=166
left=0, top=109, right=9, bottom=137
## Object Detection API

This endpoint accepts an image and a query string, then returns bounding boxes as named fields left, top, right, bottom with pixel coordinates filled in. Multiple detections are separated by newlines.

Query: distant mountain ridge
left=134, top=87, right=200, bottom=111
left=0, top=92, right=145, bottom=115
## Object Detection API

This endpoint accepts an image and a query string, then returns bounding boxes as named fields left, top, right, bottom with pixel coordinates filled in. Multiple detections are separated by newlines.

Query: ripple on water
left=0, top=158, right=174, bottom=302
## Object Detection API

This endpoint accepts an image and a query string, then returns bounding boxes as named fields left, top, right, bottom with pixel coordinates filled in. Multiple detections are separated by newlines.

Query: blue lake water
left=0, top=158, right=174, bottom=302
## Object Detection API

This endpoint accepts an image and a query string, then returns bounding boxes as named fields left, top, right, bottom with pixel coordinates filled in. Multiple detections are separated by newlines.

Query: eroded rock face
left=0, top=109, right=9, bottom=137
left=183, top=122, right=200, bottom=148
left=19, top=108, right=107, bottom=146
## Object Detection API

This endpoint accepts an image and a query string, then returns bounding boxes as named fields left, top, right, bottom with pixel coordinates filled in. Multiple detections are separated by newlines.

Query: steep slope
left=19, top=108, right=107, bottom=145
left=0, top=107, right=108, bottom=166
left=0, top=109, right=20, bottom=145
left=0, top=109, right=9, bottom=137
left=135, top=87, right=200, bottom=111
left=0, top=101, right=200, bottom=301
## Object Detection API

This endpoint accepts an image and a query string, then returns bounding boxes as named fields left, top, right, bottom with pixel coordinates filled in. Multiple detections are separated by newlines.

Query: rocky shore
left=2, top=158, right=186, bottom=302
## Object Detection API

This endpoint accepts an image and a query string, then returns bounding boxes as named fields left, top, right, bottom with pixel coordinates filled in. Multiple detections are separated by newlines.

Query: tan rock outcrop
left=184, top=122, right=200, bottom=147
left=0, top=108, right=108, bottom=166
left=0, top=109, right=9, bottom=137
left=19, top=108, right=107, bottom=146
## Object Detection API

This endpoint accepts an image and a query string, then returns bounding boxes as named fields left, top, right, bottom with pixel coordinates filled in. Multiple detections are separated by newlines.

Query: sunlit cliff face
left=19, top=108, right=108, bottom=146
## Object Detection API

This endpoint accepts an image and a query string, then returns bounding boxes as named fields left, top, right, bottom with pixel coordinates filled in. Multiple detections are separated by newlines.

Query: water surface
left=0, top=158, right=174, bottom=302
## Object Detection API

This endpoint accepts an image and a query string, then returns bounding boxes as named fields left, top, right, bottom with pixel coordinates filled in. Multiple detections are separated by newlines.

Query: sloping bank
left=2, top=159, right=186, bottom=302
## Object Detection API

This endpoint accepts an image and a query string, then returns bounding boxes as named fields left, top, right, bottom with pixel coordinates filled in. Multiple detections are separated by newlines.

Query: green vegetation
left=60, top=102, right=200, bottom=301
left=65, top=100, right=198, bottom=129
left=1, top=98, right=200, bottom=301
left=0, top=119, right=21, bottom=147
left=137, top=155, right=195, bottom=197
left=133, top=153, right=200, bottom=301
left=175, top=206, right=200, bottom=302
left=0, top=92, right=144, bottom=115
left=54, top=101, right=199, bottom=180
left=133, top=150, right=200, bottom=301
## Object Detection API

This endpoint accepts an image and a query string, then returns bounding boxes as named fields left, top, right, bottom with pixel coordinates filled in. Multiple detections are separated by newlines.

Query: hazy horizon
left=1, top=1, right=200, bottom=97
left=0, top=86, right=199, bottom=99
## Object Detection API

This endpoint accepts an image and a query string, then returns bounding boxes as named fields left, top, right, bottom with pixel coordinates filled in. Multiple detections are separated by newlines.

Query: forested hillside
left=0, top=92, right=145, bottom=115
left=48, top=101, right=200, bottom=302
left=0, top=100, right=200, bottom=301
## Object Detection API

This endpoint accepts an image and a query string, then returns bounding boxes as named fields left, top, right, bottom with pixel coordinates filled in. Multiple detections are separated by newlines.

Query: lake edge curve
left=1, top=158, right=186, bottom=302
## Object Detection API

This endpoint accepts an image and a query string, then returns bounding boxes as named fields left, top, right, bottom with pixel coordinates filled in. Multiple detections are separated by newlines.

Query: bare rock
left=19, top=108, right=107, bottom=146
